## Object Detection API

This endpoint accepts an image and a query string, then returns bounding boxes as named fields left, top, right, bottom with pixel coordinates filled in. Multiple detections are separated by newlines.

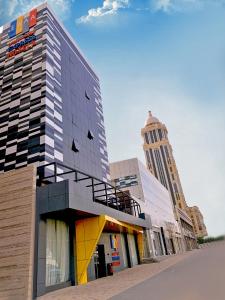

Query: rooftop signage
left=8, top=9, right=37, bottom=39
left=7, top=8, right=37, bottom=59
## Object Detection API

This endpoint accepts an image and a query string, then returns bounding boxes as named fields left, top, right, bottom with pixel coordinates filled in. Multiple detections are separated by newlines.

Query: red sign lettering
left=29, top=9, right=37, bottom=27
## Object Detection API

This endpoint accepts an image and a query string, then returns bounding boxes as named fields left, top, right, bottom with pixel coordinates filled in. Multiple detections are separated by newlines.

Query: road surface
left=110, top=242, right=225, bottom=300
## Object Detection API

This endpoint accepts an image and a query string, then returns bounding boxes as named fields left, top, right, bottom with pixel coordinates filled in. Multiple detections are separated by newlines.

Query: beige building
left=141, top=111, right=200, bottom=250
left=187, top=206, right=208, bottom=238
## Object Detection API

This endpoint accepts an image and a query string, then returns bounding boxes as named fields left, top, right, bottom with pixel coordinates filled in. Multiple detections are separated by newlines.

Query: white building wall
left=110, top=158, right=180, bottom=233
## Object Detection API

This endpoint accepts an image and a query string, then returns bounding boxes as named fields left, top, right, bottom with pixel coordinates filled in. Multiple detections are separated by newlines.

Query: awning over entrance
left=75, top=215, right=143, bottom=284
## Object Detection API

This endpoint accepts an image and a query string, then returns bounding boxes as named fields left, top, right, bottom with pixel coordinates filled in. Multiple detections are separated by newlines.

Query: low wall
left=0, top=165, right=36, bottom=300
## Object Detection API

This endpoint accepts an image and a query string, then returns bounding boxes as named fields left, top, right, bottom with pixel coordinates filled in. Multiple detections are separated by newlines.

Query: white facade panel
left=110, top=158, right=180, bottom=233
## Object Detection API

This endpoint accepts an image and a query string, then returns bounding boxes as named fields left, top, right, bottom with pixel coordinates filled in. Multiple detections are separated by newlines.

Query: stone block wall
left=0, top=165, right=36, bottom=300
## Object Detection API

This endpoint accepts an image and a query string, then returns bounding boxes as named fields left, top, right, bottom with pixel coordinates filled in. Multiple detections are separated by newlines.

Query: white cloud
left=154, top=0, right=172, bottom=12
left=8, top=0, right=19, bottom=17
left=151, top=0, right=225, bottom=13
left=77, top=0, right=129, bottom=24
left=152, top=0, right=204, bottom=12
left=0, top=0, right=72, bottom=21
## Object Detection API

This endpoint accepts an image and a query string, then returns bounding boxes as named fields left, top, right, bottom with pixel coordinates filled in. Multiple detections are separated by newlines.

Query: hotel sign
left=7, top=8, right=37, bottom=59
left=7, top=31, right=36, bottom=58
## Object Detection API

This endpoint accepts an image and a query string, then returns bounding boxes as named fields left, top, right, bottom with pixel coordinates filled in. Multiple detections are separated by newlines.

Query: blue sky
left=1, top=0, right=225, bottom=236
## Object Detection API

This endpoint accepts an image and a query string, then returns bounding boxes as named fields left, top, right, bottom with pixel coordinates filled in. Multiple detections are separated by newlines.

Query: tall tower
left=141, top=111, right=198, bottom=251
left=141, top=111, right=187, bottom=210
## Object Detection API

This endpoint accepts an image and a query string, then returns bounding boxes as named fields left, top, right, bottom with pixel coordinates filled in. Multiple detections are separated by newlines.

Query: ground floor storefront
left=38, top=247, right=203, bottom=300
left=36, top=214, right=144, bottom=297
left=184, top=236, right=198, bottom=251
left=144, top=226, right=183, bottom=258
left=0, top=165, right=148, bottom=300
left=87, top=231, right=140, bottom=281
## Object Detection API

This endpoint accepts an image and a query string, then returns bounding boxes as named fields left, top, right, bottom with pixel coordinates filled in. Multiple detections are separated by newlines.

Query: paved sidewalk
left=38, top=250, right=196, bottom=300
left=111, top=241, right=225, bottom=300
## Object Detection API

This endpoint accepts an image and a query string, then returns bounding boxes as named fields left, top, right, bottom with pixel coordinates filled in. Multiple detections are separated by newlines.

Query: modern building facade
left=141, top=111, right=198, bottom=251
left=187, top=206, right=208, bottom=238
left=0, top=4, right=149, bottom=299
left=0, top=2, right=109, bottom=181
left=110, top=158, right=183, bottom=257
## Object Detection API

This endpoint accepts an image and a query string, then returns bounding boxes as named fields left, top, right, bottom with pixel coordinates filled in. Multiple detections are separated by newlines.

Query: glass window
left=46, top=219, right=70, bottom=286
left=158, top=129, right=162, bottom=140
left=128, top=234, right=138, bottom=266
left=120, top=234, right=128, bottom=268
left=144, top=133, right=149, bottom=144
left=153, top=130, right=157, bottom=142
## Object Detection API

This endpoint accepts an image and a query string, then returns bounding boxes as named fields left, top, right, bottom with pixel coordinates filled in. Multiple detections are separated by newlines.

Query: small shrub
left=197, top=235, right=225, bottom=244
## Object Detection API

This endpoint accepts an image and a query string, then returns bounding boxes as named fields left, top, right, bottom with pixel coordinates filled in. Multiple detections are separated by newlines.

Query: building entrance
left=153, top=231, right=164, bottom=256
left=96, top=244, right=107, bottom=278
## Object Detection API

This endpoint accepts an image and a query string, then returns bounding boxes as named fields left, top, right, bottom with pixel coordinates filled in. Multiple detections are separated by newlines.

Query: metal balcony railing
left=37, top=162, right=141, bottom=218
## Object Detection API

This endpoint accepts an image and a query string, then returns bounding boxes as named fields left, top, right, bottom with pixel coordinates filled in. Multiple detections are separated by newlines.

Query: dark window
left=85, top=90, right=90, bottom=100
left=9, top=114, right=19, bottom=122
left=5, top=153, right=16, bottom=163
left=17, top=141, right=28, bottom=152
left=17, top=130, right=28, bottom=139
left=158, top=129, right=162, bottom=140
left=3, top=77, right=12, bottom=85
left=153, top=130, right=157, bottom=142
left=0, top=149, right=6, bottom=158
left=29, top=118, right=40, bottom=129
left=28, top=136, right=40, bottom=147
left=22, top=76, right=32, bottom=84
left=4, top=164, right=15, bottom=172
left=150, top=131, right=154, bottom=143
left=28, top=156, right=41, bottom=164
left=7, top=132, right=18, bottom=141
left=144, top=133, right=149, bottom=144
left=14, top=60, right=24, bottom=69
left=31, top=84, right=41, bottom=93
left=23, top=67, right=32, bottom=76
left=33, top=48, right=42, bottom=58
left=72, top=139, right=79, bottom=152
left=28, top=145, right=40, bottom=155
left=146, top=150, right=151, bottom=164
left=87, top=130, right=94, bottom=140
left=2, top=85, right=12, bottom=93
left=16, top=154, right=28, bottom=164
left=13, top=77, right=22, bottom=85
left=11, top=93, right=20, bottom=101
left=23, top=59, right=32, bottom=67
left=0, top=139, right=6, bottom=147
left=0, top=115, right=9, bottom=123
left=173, top=183, right=178, bottom=193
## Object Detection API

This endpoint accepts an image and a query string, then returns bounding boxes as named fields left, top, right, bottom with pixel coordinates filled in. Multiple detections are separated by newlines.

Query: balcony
left=37, top=162, right=142, bottom=218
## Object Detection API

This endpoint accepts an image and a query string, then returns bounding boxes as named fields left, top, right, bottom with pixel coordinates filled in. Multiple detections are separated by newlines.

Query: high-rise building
left=187, top=206, right=208, bottom=238
left=141, top=111, right=187, bottom=210
left=0, top=4, right=149, bottom=299
left=141, top=111, right=197, bottom=250
left=0, top=2, right=109, bottom=181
